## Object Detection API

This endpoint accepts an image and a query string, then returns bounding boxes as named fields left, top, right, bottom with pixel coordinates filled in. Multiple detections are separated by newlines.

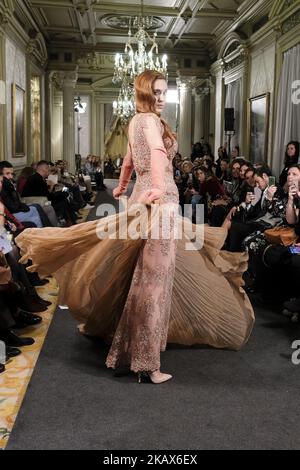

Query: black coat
left=0, top=178, right=29, bottom=213
left=22, top=173, right=51, bottom=199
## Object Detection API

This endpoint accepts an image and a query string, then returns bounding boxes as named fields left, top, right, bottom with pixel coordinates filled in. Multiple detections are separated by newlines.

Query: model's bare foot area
left=149, top=370, right=173, bottom=384
left=137, top=369, right=173, bottom=384
left=77, top=323, right=86, bottom=334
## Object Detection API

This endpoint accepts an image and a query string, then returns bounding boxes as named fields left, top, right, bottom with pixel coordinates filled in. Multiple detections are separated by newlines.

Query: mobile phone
left=289, top=246, right=300, bottom=254
left=268, top=176, right=276, bottom=186
left=224, top=181, right=233, bottom=195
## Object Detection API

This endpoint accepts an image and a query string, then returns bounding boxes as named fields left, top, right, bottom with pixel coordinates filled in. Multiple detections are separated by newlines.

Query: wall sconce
left=0, top=80, right=6, bottom=104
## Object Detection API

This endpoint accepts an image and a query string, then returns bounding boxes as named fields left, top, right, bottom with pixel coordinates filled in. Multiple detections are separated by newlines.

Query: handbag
left=264, top=226, right=298, bottom=247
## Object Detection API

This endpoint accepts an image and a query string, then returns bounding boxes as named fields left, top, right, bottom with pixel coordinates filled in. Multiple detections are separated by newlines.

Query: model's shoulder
left=135, top=112, right=160, bottom=121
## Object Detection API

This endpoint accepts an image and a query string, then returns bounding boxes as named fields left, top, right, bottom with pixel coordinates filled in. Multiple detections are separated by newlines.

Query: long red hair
left=134, top=70, right=175, bottom=147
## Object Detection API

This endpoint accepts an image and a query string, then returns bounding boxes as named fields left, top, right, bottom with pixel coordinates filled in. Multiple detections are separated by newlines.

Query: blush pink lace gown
left=16, top=112, right=255, bottom=374
left=105, top=113, right=179, bottom=372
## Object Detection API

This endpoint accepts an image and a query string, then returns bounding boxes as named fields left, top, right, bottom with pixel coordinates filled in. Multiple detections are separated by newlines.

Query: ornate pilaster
left=52, top=70, right=78, bottom=172
left=193, top=85, right=210, bottom=144
left=210, top=59, right=225, bottom=156
left=176, top=77, right=193, bottom=158
left=0, top=29, right=7, bottom=160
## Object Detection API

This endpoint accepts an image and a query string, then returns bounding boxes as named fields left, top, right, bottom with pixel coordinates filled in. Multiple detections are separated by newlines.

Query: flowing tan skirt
left=16, top=207, right=254, bottom=362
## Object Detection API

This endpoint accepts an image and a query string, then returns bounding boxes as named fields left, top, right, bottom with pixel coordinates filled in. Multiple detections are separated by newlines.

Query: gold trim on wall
left=12, top=83, right=26, bottom=158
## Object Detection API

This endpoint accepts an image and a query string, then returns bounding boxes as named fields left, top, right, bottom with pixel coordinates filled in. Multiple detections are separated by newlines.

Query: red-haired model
left=16, top=71, right=254, bottom=385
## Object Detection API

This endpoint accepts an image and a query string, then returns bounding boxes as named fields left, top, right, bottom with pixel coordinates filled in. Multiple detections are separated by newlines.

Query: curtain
left=225, top=79, right=242, bottom=151
left=273, top=44, right=300, bottom=176
left=105, top=118, right=128, bottom=160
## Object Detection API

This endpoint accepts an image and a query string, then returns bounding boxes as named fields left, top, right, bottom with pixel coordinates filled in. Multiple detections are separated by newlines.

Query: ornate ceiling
left=21, top=0, right=247, bottom=54
left=11, top=0, right=277, bottom=91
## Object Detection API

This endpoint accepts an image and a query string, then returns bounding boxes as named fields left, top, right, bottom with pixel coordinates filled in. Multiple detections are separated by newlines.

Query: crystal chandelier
left=112, top=0, right=168, bottom=120
left=113, top=81, right=135, bottom=124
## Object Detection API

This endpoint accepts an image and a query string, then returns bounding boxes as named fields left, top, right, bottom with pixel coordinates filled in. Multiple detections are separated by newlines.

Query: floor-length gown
left=15, top=112, right=255, bottom=373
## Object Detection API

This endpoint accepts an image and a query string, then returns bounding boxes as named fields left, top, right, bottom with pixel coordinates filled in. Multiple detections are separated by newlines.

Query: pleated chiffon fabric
left=16, top=112, right=254, bottom=371
left=16, top=208, right=254, bottom=356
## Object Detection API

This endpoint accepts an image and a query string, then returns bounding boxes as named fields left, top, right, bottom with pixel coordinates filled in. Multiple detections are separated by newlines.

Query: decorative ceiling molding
left=269, top=0, right=299, bottom=19
left=282, top=7, right=300, bottom=33
left=100, top=14, right=165, bottom=32
left=26, top=30, right=48, bottom=67
left=218, top=32, right=246, bottom=60
left=0, top=0, right=15, bottom=26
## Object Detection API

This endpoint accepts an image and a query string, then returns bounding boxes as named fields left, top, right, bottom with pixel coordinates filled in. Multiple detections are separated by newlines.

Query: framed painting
left=12, top=83, right=26, bottom=157
left=248, top=93, right=270, bottom=163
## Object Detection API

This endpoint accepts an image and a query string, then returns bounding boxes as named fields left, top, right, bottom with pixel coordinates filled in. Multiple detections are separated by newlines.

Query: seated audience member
left=0, top=161, right=46, bottom=228
left=196, top=166, right=225, bottom=222
left=279, top=141, right=300, bottom=188
left=227, top=166, right=286, bottom=252
left=190, top=142, right=203, bottom=162
left=17, top=167, right=34, bottom=194
left=54, top=160, right=93, bottom=210
left=104, top=158, right=115, bottom=178
left=94, top=160, right=106, bottom=191
left=238, top=163, right=255, bottom=204
left=218, top=158, right=230, bottom=183
left=22, top=160, right=77, bottom=225
left=215, top=146, right=228, bottom=179
left=253, top=165, right=300, bottom=305
left=231, top=146, right=240, bottom=159
left=228, top=158, right=245, bottom=205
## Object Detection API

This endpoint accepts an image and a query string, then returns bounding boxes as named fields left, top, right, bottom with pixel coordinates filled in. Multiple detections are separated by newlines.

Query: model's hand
left=138, top=188, right=163, bottom=205
left=147, top=188, right=163, bottom=203
left=113, top=187, right=123, bottom=199
left=0, top=201, right=5, bottom=213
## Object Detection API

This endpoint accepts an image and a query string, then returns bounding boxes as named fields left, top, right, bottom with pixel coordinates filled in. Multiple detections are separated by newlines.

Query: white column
left=193, top=93, right=206, bottom=143
left=99, top=102, right=105, bottom=162
left=193, top=93, right=203, bottom=144
left=62, top=71, right=78, bottom=173
left=51, top=89, right=63, bottom=160
left=177, top=78, right=192, bottom=158
left=45, top=72, right=53, bottom=161
left=210, top=60, right=225, bottom=157
left=0, top=29, right=7, bottom=160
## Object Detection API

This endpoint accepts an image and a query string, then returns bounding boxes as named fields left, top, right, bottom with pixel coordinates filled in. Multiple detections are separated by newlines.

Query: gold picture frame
left=248, top=93, right=270, bottom=163
left=12, top=83, right=26, bottom=157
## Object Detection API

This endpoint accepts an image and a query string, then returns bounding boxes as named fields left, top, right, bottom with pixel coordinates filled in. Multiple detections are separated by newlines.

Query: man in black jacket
left=22, top=161, right=77, bottom=224
left=0, top=161, right=45, bottom=227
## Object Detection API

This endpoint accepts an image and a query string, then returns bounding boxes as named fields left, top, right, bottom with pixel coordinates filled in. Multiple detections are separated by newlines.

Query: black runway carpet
left=6, top=181, right=300, bottom=450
